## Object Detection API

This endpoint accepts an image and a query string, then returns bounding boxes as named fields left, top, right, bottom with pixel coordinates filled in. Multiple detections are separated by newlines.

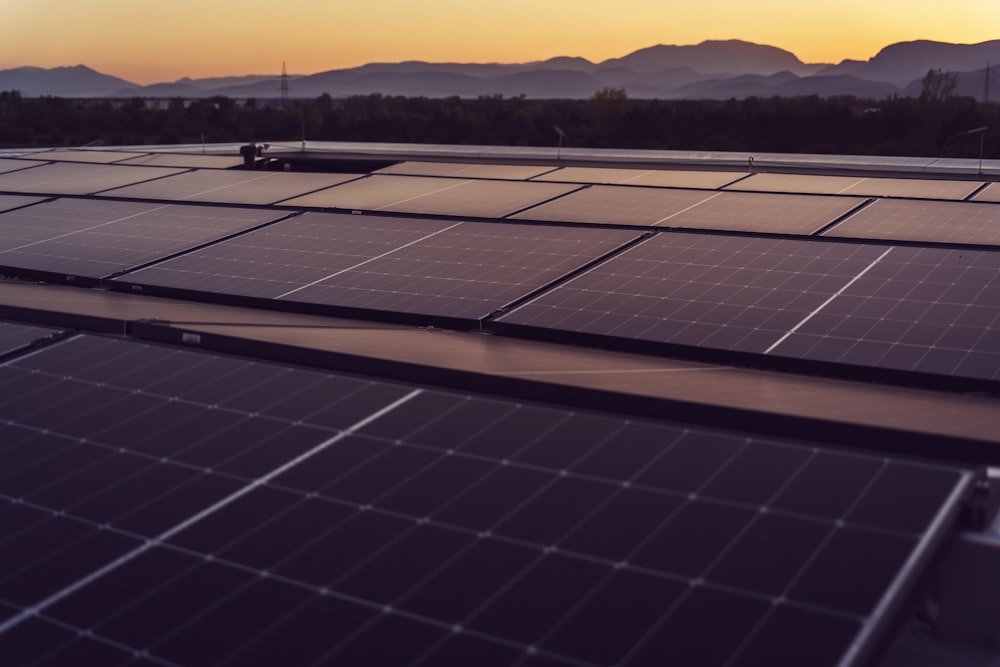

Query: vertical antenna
left=280, top=61, right=290, bottom=107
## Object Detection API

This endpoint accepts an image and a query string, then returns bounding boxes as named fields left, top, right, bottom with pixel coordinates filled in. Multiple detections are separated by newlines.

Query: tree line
left=0, top=88, right=997, bottom=159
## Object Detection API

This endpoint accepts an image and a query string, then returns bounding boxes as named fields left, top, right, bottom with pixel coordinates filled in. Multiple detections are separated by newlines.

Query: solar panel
left=17, top=150, right=147, bottom=164
left=281, top=175, right=579, bottom=217
left=727, top=173, right=869, bottom=195
left=0, top=162, right=186, bottom=196
left=111, top=213, right=640, bottom=321
left=0, top=334, right=975, bottom=667
left=534, top=167, right=743, bottom=189
left=117, top=153, right=246, bottom=169
left=766, top=245, right=1000, bottom=381
left=101, top=169, right=362, bottom=205
left=0, top=195, right=44, bottom=214
left=497, top=233, right=889, bottom=353
left=0, top=320, right=60, bottom=355
left=499, top=232, right=1000, bottom=383
left=0, top=159, right=39, bottom=175
left=512, top=185, right=719, bottom=226
left=824, top=199, right=1000, bottom=246
left=662, top=191, right=867, bottom=235
left=734, top=173, right=982, bottom=200
left=376, top=161, right=554, bottom=180
left=972, top=182, right=1000, bottom=203
left=0, top=198, right=288, bottom=280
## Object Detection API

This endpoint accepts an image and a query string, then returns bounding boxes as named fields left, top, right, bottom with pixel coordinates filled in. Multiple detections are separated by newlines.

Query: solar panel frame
left=109, top=213, right=642, bottom=322
left=101, top=169, right=364, bottom=205
left=0, top=334, right=977, bottom=667
left=0, top=198, right=290, bottom=281
left=823, top=198, right=1000, bottom=246
left=511, top=185, right=719, bottom=227
left=0, top=162, right=187, bottom=196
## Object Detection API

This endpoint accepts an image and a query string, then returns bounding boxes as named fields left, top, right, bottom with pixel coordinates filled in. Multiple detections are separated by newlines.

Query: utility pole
left=280, top=61, right=290, bottom=107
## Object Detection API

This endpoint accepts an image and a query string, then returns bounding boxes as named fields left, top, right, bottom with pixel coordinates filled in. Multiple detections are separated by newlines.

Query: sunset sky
left=3, top=0, right=1000, bottom=84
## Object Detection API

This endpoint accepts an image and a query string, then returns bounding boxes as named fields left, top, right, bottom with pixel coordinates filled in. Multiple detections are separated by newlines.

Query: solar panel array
left=825, top=199, right=1000, bottom=246
left=0, top=198, right=287, bottom=280
left=497, top=233, right=1000, bottom=382
left=102, top=170, right=363, bottom=206
left=111, top=213, right=640, bottom=321
left=0, top=162, right=186, bottom=196
left=0, top=334, right=974, bottom=667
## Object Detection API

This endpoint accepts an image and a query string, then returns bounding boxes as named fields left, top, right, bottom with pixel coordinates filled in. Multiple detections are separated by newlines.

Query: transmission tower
left=280, top=62, right=290, bottom=106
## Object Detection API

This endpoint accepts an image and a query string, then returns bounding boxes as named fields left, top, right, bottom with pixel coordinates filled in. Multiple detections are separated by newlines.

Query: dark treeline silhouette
left=1, top=89, right=998, bottom=159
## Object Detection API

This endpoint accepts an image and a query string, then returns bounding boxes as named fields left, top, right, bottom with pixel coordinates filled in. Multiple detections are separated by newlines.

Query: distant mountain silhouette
left=0, top=65, right=137, bottom=97
left=599, top=40, right=821, bottom=76
left=818, top=40, right=1000, bottom=87
left=5, top=39, right=1000, bottom=100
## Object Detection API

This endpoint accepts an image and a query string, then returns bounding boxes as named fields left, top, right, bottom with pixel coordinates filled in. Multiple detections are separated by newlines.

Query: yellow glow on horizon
left=2, top=0, right=999, bottom=84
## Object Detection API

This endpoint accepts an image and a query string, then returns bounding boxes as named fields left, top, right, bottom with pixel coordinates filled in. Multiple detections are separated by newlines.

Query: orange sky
left=2, top=0, right=1000, bottom=84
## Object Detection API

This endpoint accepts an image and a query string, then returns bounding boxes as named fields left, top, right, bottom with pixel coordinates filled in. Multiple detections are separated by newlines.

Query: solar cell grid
left=0, top=162, right=185, bottom=196
left=114, top=214, right=640, bottom=321
left=101, top=168, right=362, bottom=205
left=660, top=190, right=867, bottom=235
left=0, top=334, right=973, bottom=667
left=824, top=198, right=1000, bottom=245
left=512, top=185, right=718, bottom=226
left=499, top=232, right=889, bottom=354
left=0, top=198, right=288, bottom=279
left=767, top=245, right=1000, bottom=381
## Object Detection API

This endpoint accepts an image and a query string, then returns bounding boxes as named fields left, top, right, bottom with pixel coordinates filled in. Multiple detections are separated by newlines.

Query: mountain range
left=4, top=39, right=1000, bottom=100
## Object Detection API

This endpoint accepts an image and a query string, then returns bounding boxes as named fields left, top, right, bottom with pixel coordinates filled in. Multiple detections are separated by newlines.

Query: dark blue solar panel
left=0, top=321, right=60, bottom=356
left=0, top=334, right=974, bottom=667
